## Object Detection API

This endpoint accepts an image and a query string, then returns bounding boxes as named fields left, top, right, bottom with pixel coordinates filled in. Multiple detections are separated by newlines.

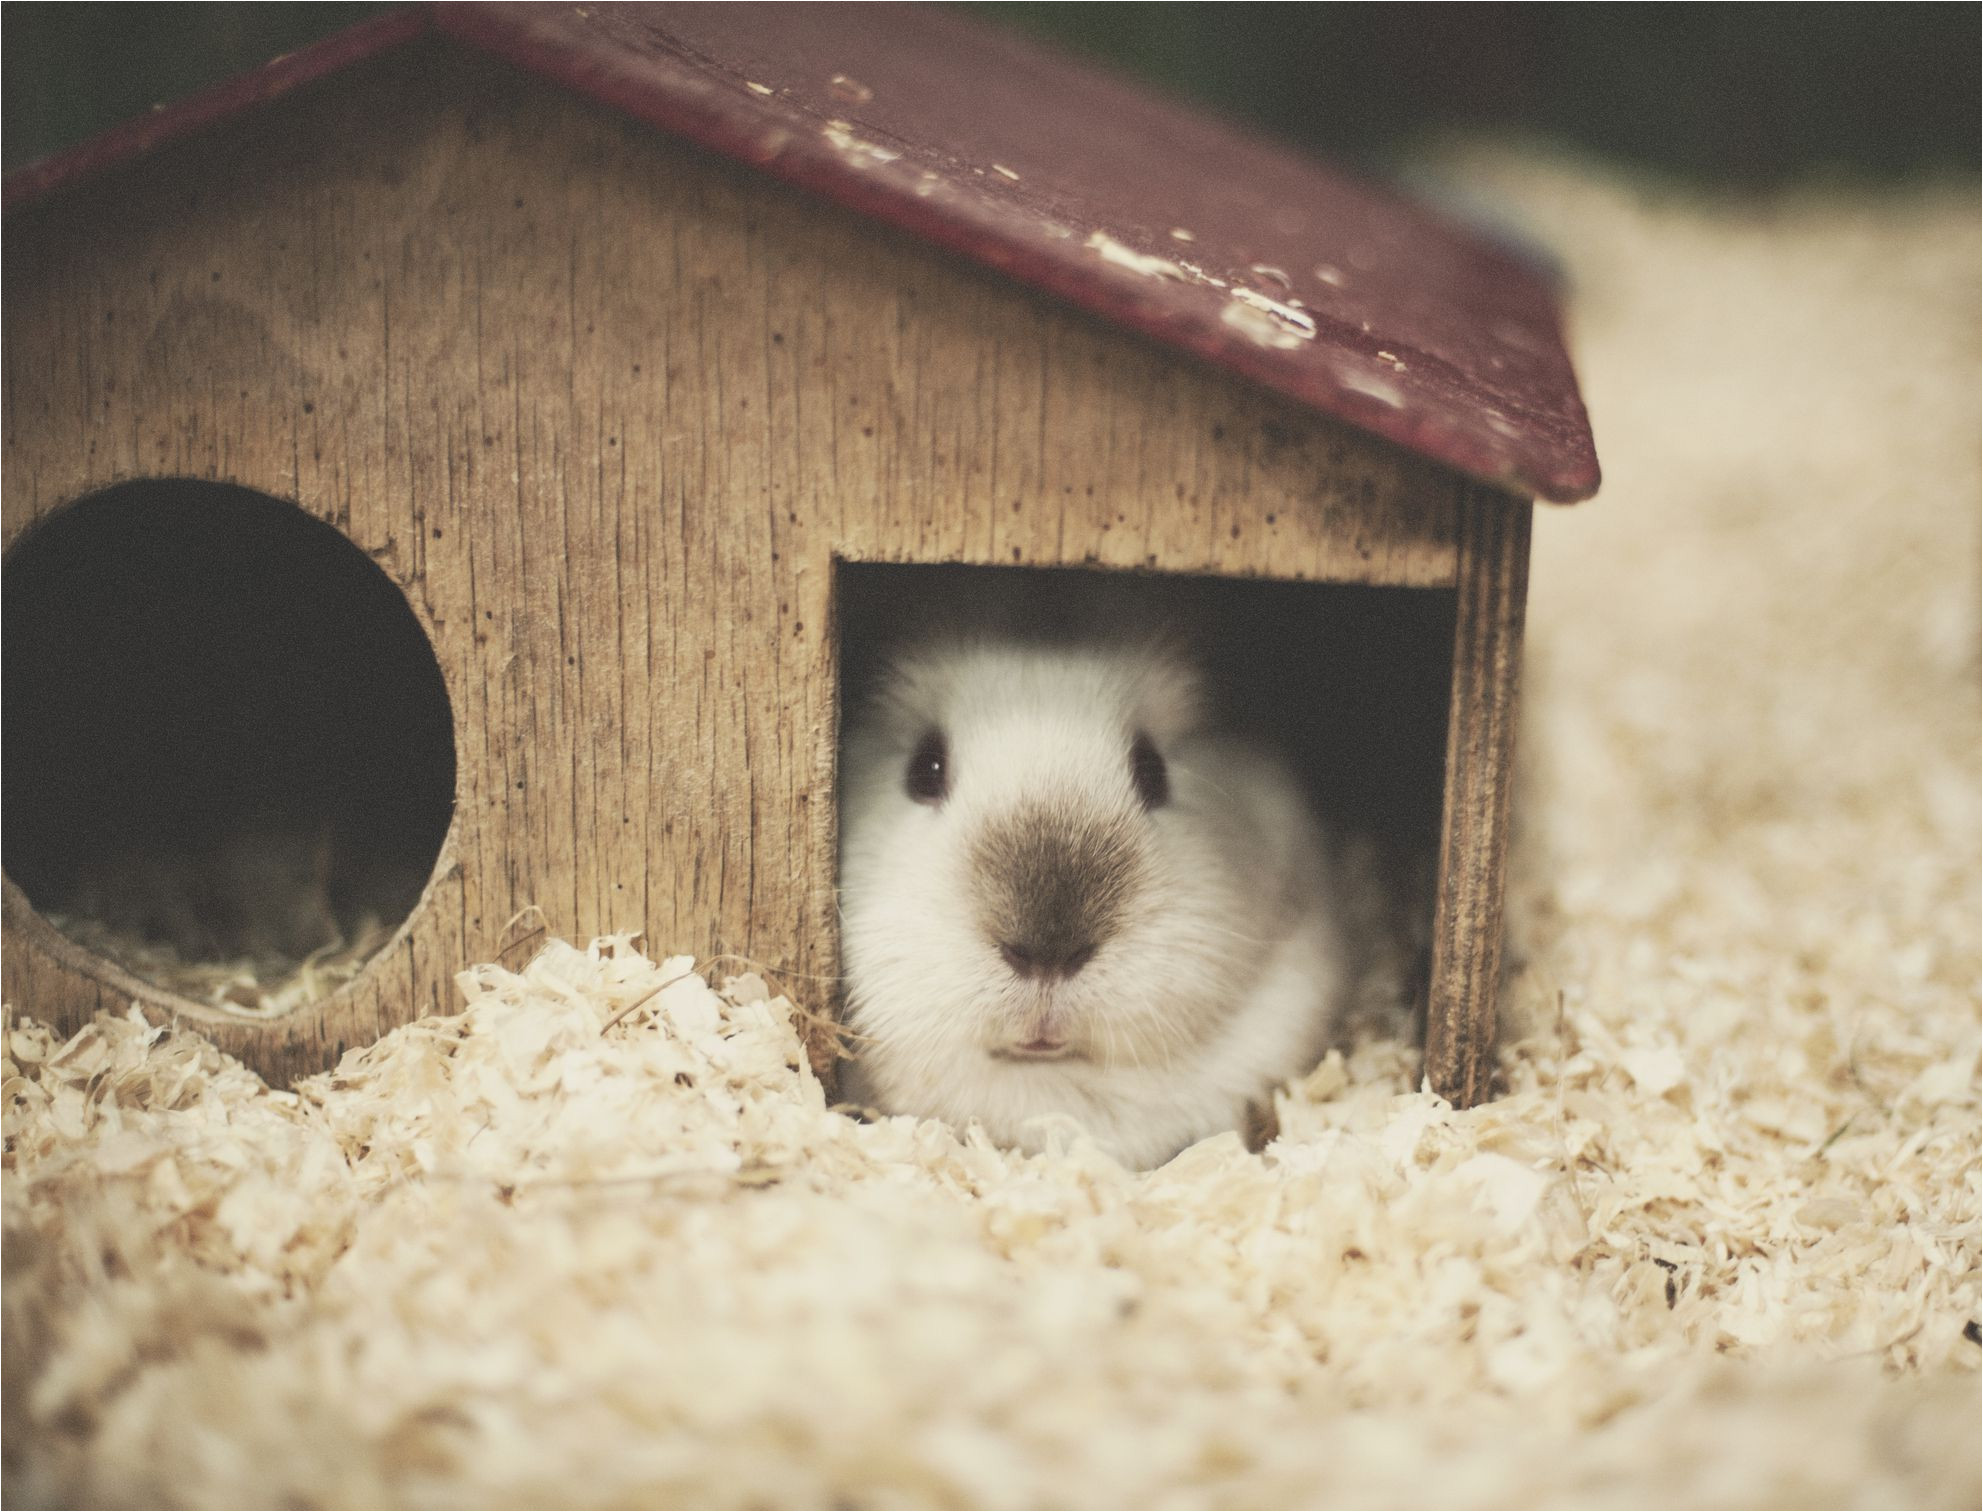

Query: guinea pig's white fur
left=838, top=634, right=1350, bottom=1170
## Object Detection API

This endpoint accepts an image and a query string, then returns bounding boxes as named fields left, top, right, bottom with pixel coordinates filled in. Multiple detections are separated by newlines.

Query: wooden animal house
left=1, top=4, right=1600, bottom=1105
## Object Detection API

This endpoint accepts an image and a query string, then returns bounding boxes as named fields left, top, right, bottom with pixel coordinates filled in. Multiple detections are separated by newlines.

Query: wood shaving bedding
left=4, top=150, right=1979, bottom=1507
left=41, top=910, right=395, bottom=1015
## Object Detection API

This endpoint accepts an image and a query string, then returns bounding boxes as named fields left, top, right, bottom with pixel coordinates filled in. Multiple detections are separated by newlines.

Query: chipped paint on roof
left=1084, top=231, right=1189, bottom=282
left=1222, top=286, right=1318, bottom=349
left=822, top=119, right=901, bottom=170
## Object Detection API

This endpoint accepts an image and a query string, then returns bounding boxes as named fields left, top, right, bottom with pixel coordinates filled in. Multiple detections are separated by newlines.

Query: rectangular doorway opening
left=832, top=560, right=1457, bottom=1042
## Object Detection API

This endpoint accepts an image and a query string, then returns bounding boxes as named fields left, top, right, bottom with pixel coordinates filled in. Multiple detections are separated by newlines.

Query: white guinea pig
left=838, top=630, right=1359, bottom=1170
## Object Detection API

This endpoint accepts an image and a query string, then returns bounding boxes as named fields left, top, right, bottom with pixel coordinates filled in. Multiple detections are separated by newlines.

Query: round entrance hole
left=3, top=480, right=456, bottom=1013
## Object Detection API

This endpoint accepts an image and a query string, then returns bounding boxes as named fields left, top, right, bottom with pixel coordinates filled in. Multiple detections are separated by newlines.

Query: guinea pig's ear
left=1129, top=731, right=1169, bottom=810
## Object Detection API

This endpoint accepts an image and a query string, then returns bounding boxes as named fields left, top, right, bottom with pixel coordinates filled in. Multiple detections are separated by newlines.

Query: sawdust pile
left=5, top=152, right=1979, bottom=1507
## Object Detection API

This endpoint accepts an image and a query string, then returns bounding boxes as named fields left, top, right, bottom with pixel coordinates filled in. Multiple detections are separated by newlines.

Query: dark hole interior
left=3, top=480, right=456, bottom=1009
left=835, top=561, right=1456, bottom=1025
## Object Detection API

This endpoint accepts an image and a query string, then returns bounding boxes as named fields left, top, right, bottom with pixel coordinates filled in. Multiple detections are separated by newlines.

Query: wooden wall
left=1, top=42, right=1466, bottom=1084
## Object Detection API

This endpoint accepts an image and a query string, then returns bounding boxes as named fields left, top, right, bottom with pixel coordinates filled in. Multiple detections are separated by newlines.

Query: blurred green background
left=4, top=2, right=1978, bottom=183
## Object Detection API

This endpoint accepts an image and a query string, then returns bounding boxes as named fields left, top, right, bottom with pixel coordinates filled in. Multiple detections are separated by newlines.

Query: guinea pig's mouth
left=990, top=1037, right=1084, bottom=1063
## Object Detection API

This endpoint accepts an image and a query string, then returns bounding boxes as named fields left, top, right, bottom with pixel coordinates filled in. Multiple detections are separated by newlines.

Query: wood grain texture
left=2, top=44, right=1464, bottom=1085
left=1423, top=486, right=1532, bottom=1108
left=443, top=2, right=1603, bottom=504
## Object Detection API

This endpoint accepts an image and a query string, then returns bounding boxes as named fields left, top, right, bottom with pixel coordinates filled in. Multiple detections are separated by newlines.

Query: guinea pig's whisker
left=1181, top=920, right=1270, bottom=949
left=1153, top=1005, right=1195, bottom=1070
left=1110, top=1008, right=1158, bottom=1063
left=1168, top=761, right=1241, bottom=807
left=1100, top=1012, right=1128, bottom=1069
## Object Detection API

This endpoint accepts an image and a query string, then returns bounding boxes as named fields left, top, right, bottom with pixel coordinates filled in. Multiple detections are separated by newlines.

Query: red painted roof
left=5, top=3, right=1600, bottom=503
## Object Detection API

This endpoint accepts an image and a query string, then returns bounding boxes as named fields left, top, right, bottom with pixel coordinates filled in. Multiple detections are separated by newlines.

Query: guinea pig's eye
left=1130, top=731, right=1168, bottom=810
left=906, top=730, right=950, bottom=805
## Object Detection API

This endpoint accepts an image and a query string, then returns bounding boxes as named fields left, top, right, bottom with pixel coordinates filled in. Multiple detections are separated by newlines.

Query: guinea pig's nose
left=999, top=938, right=1097, bottom=982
